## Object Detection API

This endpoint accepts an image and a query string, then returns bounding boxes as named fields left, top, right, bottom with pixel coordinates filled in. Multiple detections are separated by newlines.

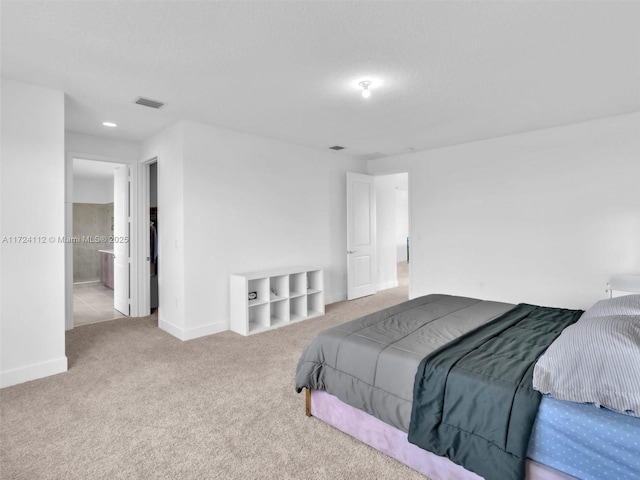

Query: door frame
left=365, top=167, right=413, bottom=300
left=136, top=157, right=158, bottom=317
left=113, top=164, right=131, bottom=315
left=64, top=151, right=140, bottom=330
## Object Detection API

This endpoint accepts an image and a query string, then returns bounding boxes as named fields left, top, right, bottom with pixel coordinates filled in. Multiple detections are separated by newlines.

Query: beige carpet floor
left=1, top=266, right=429, bottom=479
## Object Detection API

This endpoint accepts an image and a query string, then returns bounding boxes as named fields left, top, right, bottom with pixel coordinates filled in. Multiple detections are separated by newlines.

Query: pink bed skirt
left=309, top=389, right=576, bottom=480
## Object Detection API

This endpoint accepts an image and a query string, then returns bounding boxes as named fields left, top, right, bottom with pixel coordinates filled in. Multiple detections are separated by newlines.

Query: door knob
left=347, top=250, right=356, bottom=254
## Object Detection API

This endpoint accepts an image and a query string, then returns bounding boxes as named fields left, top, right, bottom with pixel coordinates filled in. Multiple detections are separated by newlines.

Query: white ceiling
left=2, top=1, right=639, bottom=159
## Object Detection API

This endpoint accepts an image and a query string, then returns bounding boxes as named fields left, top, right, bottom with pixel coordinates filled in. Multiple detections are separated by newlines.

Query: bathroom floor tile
left=73, top=283, right=124, bottom=326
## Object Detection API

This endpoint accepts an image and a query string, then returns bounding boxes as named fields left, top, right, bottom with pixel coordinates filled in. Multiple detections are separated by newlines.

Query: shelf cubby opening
left=270, top=275, right=289, bottom=301
left=307, top=270, right=323, bottom=292
left=248, top=278, right=269, bottom=305
left=307, top=292, right=324, bottom=316
left=270, top=299, right=290, bottom=327
left=289, top=272, right=306, bottom=297
left=289, top=296, right=307, bottom=322
left=248, top=303, right=270, bottom=332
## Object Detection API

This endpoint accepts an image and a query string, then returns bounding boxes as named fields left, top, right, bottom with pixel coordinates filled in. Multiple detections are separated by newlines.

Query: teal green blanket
left=408, top=303, right=583, bottom=480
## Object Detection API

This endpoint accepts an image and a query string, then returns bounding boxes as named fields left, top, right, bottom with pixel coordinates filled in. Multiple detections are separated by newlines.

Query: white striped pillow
left=533, top=314, right=640, bottom=417
left=581, top=294, right=640, bottom=319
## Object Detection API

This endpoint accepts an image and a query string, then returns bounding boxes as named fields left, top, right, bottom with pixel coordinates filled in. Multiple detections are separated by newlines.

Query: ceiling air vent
left=329, top=145, right=345, bottom=150
left=134, top=97, right=165, bottom=109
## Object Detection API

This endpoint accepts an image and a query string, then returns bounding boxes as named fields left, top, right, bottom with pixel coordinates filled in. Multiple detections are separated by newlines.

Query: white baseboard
left=159, top=319, right=227, bottom=341
left=158, top=318, right=184, bottom=339
left=182, top=321, right=227, bottom=340
left=325, top=293, right=347, bottom=305
left=0, top=356, right=68, bottom=388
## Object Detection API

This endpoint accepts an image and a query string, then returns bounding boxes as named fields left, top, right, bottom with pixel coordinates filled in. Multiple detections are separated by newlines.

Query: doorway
left=149, top=161, right=158, bottom=313
left=70, top=158, right=129, bottom=326
left=375, top=172, right=409, bottom=298
left=346, top=171, right=410, bottom=301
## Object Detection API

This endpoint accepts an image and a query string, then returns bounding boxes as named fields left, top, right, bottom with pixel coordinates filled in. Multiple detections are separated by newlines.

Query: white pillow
left=581, top=294, right=640, bottom=319
left=533, top=314, right=640, bottom=417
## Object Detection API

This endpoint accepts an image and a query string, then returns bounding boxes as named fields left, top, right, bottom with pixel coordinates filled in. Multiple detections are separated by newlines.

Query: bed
left=295, top=294, right=640, bottom=480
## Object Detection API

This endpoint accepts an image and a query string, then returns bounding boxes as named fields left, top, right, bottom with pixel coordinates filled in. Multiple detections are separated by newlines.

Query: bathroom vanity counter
left=98, top=250, right=114, bottom=289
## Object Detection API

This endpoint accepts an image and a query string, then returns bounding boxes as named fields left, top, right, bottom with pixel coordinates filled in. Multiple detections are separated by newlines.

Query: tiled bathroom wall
left=73, top=203, right=114, bottom=283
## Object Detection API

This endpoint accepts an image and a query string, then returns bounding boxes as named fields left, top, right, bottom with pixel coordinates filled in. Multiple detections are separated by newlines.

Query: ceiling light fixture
left=359, top=80, right=372, bottom=98
left=102, top=122, right=117, bottom=127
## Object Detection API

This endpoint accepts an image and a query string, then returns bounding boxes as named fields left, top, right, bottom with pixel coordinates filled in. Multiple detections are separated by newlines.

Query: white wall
left=140, top=122, right=186, bottom=338
left=73, top=177, right=114, bottom=204
left=66, top=132, right=140, bottom=163
left=368, top=113, right=640, bottom=309
left=142, top=119, right=366, bottom=339
left=0, top=79, right=67, bottom=387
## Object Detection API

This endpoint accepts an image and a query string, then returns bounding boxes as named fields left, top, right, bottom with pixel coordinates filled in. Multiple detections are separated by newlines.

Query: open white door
left=346, top=172, right=377, bottom=300
left=114, top=165, right=130, bottom=315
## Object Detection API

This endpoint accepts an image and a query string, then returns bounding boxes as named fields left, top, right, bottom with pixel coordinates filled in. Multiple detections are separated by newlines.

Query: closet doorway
left=149, top=161, right=159, bottom=313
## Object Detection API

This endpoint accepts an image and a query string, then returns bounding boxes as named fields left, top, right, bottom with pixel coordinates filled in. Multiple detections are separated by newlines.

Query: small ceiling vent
left=329, top=145, right=345, bottom=150
left=134, top=97, right=165, bottom=109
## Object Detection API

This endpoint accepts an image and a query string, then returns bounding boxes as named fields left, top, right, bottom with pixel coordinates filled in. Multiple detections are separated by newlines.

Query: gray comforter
left=295, top=294, right=514, bottom=432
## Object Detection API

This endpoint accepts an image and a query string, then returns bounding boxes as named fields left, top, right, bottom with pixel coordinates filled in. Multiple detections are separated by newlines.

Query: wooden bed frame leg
left=305, top=388, right=312, bottom=417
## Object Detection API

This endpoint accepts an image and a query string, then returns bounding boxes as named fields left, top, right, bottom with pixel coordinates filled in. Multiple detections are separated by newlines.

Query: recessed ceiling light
left=102, top=122, right=117, bottom=127
left=359, top=80, right=372, bottom=98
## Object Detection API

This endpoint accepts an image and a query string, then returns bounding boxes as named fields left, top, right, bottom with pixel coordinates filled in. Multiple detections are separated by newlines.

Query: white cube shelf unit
left=230, top=267, right=325, bottom=336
